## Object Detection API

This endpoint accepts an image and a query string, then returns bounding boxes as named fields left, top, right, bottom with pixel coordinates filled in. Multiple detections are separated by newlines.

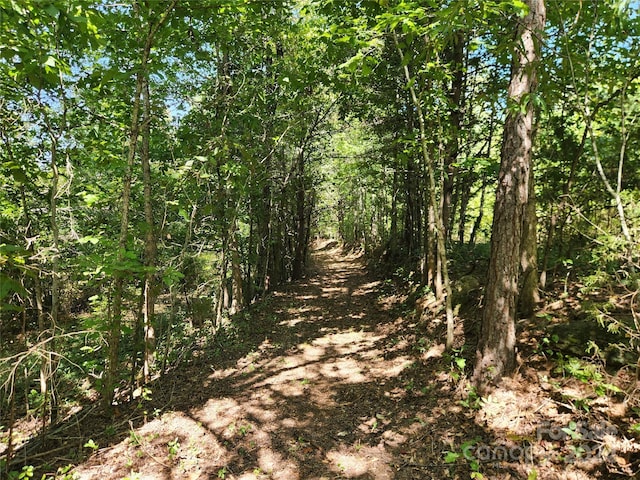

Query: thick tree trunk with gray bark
left=473, top=0, right=546, bottom=392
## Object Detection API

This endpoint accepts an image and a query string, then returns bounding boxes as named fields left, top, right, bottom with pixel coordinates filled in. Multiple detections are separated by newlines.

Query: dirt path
left=70, top=241, right=638, bottom=479
left=75, top=241, right=459, bottom=479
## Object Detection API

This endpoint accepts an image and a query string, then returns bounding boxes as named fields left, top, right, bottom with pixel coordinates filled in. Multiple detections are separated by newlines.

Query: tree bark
left=456, top=173, right=472, bottom=245
left=519, top=165, right=540, bottom=316
left=442, top=31, right=465, bottom=242
left=292, top=148, right=306, bottom=280
left=389, top=164, right=399, bottom=258
left=229, top=217, right=245, bottom=315
left=141, top=74, right=157, bottom=383
left=473, top=0, right=546, bottom=391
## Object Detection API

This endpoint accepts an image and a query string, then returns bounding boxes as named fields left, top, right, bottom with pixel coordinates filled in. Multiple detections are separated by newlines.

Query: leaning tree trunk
left=473, top=0, right=546, bottom=392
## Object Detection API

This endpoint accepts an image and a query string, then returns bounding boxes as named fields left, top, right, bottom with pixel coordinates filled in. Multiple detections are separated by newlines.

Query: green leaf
left=79, top=236, right=100, bottom=245
left=43, top=56, right=57, bottom=68
left=601, top=383, right=622, bottom=393
left=0, top=274, right=28, bottom=301
left=80, top=192, right=101, bottom=207
left=43, top=4, right=59, bottom=18
left=178, top=209, right=190, bottom=221
left=443, top=451, right=459, bottom=463
left=162, top=267, right=184, bottom=287
left=511, top=0, right=529, bottom=17
left=10, top=167, right=27, bottom=184
left=84, top=439, right=99, bottom=451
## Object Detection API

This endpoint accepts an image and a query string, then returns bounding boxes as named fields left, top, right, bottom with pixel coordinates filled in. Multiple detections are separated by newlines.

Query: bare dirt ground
left=13, top=240, right=640, bottom=479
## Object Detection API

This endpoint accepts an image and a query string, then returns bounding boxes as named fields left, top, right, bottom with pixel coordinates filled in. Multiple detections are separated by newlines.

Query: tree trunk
left=229, top=218, right=244, bottom=315
left=389, top=165, right=399, bottom=258
left=216, top=244, right=228, bottom=325
left=457, top=173, right=472, bottom=245
left=141, top=74, right=157, bottom=383
left=105, top=79, right=141, bottom=409
left=293, top=148, right=306, bottom=280
left=303, top=190, right=314, bottom=261
left=46, top=138, right=60, bottom=424
left=442, top=31, right=465, bottom=242
left=540, top=121, right=585, bottom=288
left=103, top=0, right=177, bottom=410
left=519, top=166, right=540, bottom=316
left=425, top=201, right=436, bottom=288
left=394, top=32, right=454, bottom=348
left=403, top=154, right=420, bottom=260
left=469, top=174, right=487, bottom=248
left=473, top=0, right=546, bottom=392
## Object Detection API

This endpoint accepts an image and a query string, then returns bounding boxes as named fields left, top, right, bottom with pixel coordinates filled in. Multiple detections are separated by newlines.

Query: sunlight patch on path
left=320, top=286, right=349, bottom=298
left=319, top=357, right=367, bottom=383
left=74, top=411, right=226, bottom=480
left=350, top=280, right=383, bottom=297
left=326, top=444, right=394, bottom=480
left=74, top=243, right=408, bottom=480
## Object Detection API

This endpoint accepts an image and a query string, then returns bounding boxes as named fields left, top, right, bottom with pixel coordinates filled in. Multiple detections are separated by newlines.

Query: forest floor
left=9, top=240, right=640, bottom=479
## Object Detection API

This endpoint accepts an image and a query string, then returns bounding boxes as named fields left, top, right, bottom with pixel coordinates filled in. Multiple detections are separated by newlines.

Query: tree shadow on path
left=20, top=240, right=484, bottom=479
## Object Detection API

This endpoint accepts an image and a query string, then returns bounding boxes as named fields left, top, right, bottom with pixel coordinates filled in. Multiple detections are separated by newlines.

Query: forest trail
left=26, top=241, right=639, bottom=479
left=75, top=240, right=465, bottom=480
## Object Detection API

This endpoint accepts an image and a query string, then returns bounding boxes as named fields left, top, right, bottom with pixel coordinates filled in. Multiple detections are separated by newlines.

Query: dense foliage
left=1, top=0, right=639, bottom=471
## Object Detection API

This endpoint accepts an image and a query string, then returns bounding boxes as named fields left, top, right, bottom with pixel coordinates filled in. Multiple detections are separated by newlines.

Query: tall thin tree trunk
left=469, top=174, right=487, bottom=248
left=47, top=139, right=60, bottom=423
left=473, top=0, right=546, bottom=391
left=304, top=190, right=314, bottom=261
left=442, top=31, right=465, bottom=242
left=469, top=111, right=495, bottom=249
left=390, top=165, right=399, bottom=258
left=141, top=74, right=157, bottom=383
left=394, top=32, right=454, bottom=348
left=540, top=121, right=585, bottom=288
left=293, top=148, right=306, bottom=280
left=105, top=85, right=141, bottom=409
left=103, top=0, right=176, bottom=411
left=229, top=218, right=245, bottom=315
left=457, top=173, right=472, bottom=245
left=216, top=244, right=228, bottom=325
left=20, top=184, right=50, bottom=430
left=247, top=214, right=254, bottom=304
left=257, top=43, right=281, bottom=294
left=426, top=201, right=436, bottom=287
